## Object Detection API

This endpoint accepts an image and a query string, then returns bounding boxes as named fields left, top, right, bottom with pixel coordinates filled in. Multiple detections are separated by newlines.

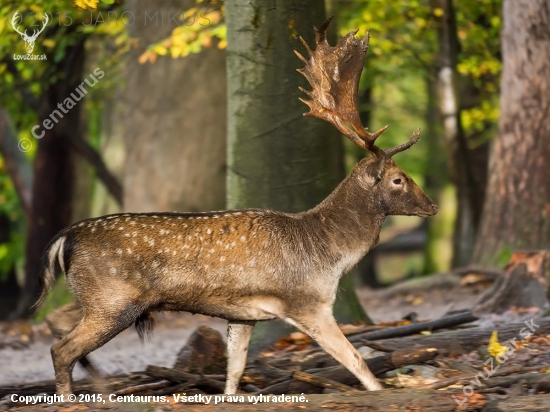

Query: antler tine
left=384, top=129, right=421, bottom=158
left=315, top=15, right=334, bottom=44
left=295, top=16, right=388, bottom=156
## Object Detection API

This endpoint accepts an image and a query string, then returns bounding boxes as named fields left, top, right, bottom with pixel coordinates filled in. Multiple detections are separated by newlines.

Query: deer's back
left=59, top=210, right=337, bottom=318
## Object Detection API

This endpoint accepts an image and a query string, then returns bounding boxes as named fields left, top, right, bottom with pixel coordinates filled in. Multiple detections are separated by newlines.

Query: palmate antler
left=295, top=15, right=420, bottom=158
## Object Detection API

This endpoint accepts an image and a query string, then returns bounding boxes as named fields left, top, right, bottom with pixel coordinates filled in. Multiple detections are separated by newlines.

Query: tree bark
left=226, top=0, right=371, bottom=353
left=473, top=0, right=550, bottom=266
left=123, top=0, right=227, bottom=213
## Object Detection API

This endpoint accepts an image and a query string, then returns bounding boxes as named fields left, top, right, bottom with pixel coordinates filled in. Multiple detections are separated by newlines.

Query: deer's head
left=296, top=16, right=437, bottom=218
left=11, top=11, right=49, bottom=54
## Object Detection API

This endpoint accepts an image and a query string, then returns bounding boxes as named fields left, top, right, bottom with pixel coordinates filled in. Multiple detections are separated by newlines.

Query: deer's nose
left=430, top=203, right=439, bottom=214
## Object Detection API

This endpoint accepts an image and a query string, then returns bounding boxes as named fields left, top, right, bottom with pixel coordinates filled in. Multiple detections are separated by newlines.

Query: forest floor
left=1, top=272, right=549, bottom=411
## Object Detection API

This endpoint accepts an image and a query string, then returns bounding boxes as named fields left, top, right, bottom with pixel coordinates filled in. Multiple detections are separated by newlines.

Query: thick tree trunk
left=123, top=0, right=227, bottom=213
left=473, top=0, right=550, bottom=266
left=10, top=40, right=84, bottom=319
left=226, top=0, right=371, bottom=352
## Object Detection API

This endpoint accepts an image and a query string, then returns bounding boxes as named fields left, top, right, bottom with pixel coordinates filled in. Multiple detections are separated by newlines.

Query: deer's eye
left=392, top=178, right=402, bottom=185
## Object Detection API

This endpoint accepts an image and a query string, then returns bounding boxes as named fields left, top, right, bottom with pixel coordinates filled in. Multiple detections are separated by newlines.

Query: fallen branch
left=347, top=311, right=477, bottom=343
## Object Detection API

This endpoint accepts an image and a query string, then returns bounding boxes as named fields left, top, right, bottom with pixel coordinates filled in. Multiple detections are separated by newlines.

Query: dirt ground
left=1, top=274, right=547, bottom=411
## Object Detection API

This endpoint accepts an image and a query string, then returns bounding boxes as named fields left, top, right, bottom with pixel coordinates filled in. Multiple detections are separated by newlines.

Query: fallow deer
left=39, top=16, right=437, bottom=395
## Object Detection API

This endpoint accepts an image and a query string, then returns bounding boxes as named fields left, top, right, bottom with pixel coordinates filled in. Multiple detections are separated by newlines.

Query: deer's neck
left=301, top=174, right=385, bottom=266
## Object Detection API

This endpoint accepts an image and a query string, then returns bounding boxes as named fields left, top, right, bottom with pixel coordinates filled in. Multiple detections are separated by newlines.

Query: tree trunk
left=432, top=0, right=480, bottom=268
left=123, top=0, right=227, bottom=213
left=226, top=0, right=371, bottom=353
left=473, top=0, right=550, bottom=266
left=10, top=40, right=85, bottom=319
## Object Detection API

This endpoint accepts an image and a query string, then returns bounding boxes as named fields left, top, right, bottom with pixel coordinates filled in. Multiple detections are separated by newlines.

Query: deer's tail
left=34, top=235, right=67, bottom=310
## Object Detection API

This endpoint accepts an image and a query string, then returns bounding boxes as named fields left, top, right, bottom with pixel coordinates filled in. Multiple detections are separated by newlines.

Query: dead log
left=0, top=372, right=152, bottom=399
left=259, top=348, right=438, bottom=394
left=474, top=251, right=550, bottom=314
left=422, top=365, right=531, bottom=390
left=484, top=373, right=550, bottom=391
left=483, top=394, right=550, bottom=411
left=145, top=365, right=225, bottom=393
left=291, top=371, right=360, bottom=392
left=371, top=317, right=550, bottom=354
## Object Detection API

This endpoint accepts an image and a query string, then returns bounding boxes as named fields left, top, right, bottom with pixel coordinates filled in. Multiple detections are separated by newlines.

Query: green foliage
left=0, top=0, right=126, bottom=289
left=497, top=246, right=512, bottom=267
left=33, top=276, right=74, bottom=322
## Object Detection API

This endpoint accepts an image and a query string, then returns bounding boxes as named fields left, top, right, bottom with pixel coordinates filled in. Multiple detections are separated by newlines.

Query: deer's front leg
left=225, top=320, right=256, bottom=394
left=288, top=308, right=383, bottom=391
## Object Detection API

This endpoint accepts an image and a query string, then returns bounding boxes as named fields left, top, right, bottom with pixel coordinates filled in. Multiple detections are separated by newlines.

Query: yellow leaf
left=42, top=39, right=56, bottom=48
left=433, top=8, right=444, bottom=17
left=488, top=331, right=507, bottom=359
left=73, top=0, right=100, bottom=10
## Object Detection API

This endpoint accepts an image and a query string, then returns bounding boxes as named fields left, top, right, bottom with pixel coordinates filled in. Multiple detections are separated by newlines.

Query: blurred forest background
left=0, top=0, right=548, bottom=328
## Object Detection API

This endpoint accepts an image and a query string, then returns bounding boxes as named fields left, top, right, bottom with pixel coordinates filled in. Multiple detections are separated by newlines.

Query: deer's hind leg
left=51, top=302, right=142, bottom=395
left=286, top=306, right=383, bottom=391
left=45, top=300, right=100, bottom=378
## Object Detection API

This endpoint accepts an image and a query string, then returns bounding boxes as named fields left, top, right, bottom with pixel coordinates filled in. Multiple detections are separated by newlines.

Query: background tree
left=226, top=0, right=370, bottom=351
left=123, top=0, right=227, bottom=213
left=473, top=0, right=550, bottom=266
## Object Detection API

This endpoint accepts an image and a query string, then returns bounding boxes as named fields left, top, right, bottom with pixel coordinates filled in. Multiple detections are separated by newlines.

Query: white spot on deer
left=172, top=250, right=176, bottom=256
left=187, top=235, right=192, bottom=240
left=204, top=265, right=209, bottom=270
left=132, top=240, right=137, bottom=246
left=110, top=267, right=117, bottom=275
left=213, top=215, right=220, bottom=218
left=164, top=247, right=170, bottom=253
left=224, top=213, right=231, bottom=217
left=171, top=223, right=176, bottom=227
left=240, top=236, right=246, bottom=242
left=78, top=222, right=85, bottom=227
left=235, top=212, right=243, bottom=216
left=158, top=249, right=163, bottom=254
left=209, top=248, right=215, bottom=254
left=160, top=229, right=166, bottom=235
left=118, top=226, right=125, bottom=230
left=216, top=240, right=222, bottom=245
left=245, top=249, right=251, bottom=256
left=148, top=240, right=155, bottom=246
left=144, top=236, right=149, bottom=241
left=124, top=233, right=130, bottom=237
left=152, top=215, right=158, bottom=218
left=130, top=221, right=136, bottom=226
left=107, top=216, right=116, bottom=220
left=183, top=224, right=188, bottom=228
left=263, top=241, right=269, bottom=248
left=206, top=228, right=212, bottom=235
left=91, top=228, right=96, bottom=233
left=127, top=248, right=132, bottom=254
left=177, top=234, right=182, bottom=240
left=252, top=232, right=257, bottom=237
left=132, top=232, right=137, bottom=237
left=231, top=241, right=236, bottom=248
left=101, top=251, right=107, bottom=257
left=225, top=244, right=230, bottom=250
left=185, top=253, right=190, bottom=258
left=135, top=254, right=141, bottom=260
left=219, top=256, right=226, bottom=262
left=248, top=258, right=256, bottom=267
left=125, top=217, right=131, bottom=221
left=152, top=261, right=160, bottom=268
left=116, top=249, right=122, bottom=255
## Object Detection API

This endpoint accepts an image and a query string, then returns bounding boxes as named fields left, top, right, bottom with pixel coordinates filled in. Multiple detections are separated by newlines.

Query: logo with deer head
left=10, top=11, right=49, bottom=54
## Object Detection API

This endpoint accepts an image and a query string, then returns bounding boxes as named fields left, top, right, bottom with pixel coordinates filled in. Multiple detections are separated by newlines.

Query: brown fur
left=41, top=155, right=436, bottom=395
